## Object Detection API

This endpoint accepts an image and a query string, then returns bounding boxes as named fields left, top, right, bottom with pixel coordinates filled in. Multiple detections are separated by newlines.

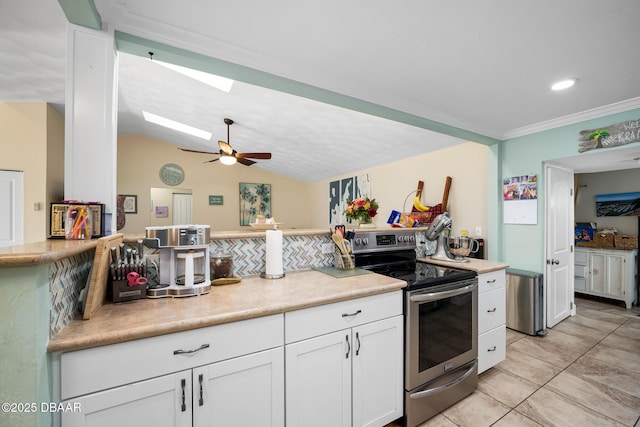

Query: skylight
left=155, top=60, right=234, bottom=93
left=143, top=111, right=212, bottom=140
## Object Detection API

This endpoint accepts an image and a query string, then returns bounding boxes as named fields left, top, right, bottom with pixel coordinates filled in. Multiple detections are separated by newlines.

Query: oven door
left=405, top=278, right=478, bottom=391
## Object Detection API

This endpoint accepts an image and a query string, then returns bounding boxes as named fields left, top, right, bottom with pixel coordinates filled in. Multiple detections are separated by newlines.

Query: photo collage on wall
left=503, top=174, right=538, bottom=224
left=329, top=174, right=371, bottom=226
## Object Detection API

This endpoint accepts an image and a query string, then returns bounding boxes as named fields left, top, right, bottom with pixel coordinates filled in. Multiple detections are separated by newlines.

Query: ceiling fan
left=179, top=118, right=272, bottom=166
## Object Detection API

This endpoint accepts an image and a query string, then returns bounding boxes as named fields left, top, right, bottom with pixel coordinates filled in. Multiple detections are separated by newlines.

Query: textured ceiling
left=2, top=0, right=640, bottom=181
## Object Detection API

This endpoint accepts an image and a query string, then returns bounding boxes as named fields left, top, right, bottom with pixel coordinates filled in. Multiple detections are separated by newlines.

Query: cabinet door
left=605, top=253, right=625, bottom=297
left=62, top=370, right=192, bottom=427
left=194, top=347, right=284, bottom=427
left=352, top=316, right=403, bottom=427
left=286, top=330, right=351, bottom=427
left=589, top=253, right=607, bottom=294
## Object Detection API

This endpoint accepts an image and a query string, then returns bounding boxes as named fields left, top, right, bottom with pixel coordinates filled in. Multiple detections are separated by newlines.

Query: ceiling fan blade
left=179, top=147, right=217, bottom=155
left=204, top=157, right=220, bottom=163
left=237, top=158, right=256, bottom=166
left=236, top=152, right=272, bottom=160
left=218, top=141, right=234, bottom=155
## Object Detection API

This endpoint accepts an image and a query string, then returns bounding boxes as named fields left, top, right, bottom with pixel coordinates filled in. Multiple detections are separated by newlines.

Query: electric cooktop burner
left=367, top=261, right=476, bottom=290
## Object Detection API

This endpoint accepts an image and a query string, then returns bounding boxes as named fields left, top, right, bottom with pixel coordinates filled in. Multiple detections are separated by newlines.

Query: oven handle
left=408, top=360, right=477, bottom=400
left=409, top=283, right=477, bottom=302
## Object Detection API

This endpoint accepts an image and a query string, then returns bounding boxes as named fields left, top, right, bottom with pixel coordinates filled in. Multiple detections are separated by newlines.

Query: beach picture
left=595, top=192, right=640, bottom=216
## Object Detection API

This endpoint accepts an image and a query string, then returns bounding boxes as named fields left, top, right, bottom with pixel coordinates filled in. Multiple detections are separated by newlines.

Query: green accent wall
left=497, top=108, right=640, bottom=272
left=0, top=266, right=52, bottom=427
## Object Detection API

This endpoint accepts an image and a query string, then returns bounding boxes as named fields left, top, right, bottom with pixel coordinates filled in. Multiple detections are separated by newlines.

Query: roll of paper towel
left=265, top=229, right=284, bottom=276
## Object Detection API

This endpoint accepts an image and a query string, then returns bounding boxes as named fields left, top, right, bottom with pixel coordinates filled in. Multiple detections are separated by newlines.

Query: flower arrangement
left=345, top=197, right=379, bottom=222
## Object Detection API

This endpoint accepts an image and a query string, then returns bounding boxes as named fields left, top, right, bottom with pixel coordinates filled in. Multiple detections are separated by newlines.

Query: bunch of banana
left=413, top=195, right=430, bottom=212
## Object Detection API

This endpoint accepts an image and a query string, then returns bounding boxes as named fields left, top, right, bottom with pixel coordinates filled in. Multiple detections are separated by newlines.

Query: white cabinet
left=477, top=269, right=506, bottom=374
left=62, top=371, right=192, bottom=427
left=285, top=291, right=403, bottom=427
left=60, top=314, right=285, bottom=427
left=575, top=247, right=638, bottom=308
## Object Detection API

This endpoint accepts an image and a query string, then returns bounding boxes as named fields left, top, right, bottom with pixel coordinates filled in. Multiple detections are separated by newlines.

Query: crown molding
left=502, top=97, right=640, bottom=140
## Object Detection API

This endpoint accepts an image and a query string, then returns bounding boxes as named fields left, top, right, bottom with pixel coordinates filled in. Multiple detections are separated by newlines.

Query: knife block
left=109, top=278, right=147, bottom=303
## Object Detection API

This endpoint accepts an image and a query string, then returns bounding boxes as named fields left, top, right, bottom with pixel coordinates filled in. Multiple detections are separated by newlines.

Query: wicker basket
left=614, top=234, right=638, bottom=250
left=595, top=232, right=615, bottom=248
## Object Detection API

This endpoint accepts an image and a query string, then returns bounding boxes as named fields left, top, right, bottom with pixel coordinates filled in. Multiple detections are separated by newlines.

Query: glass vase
left=358, top=215, right=375, bottom=228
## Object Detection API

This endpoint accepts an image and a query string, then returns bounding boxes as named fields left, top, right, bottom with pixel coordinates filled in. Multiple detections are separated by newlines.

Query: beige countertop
left=47, top=269, right=406, bottom=354
left=0, top=238, right=99, bottom=267
left=417, top=256, right=509, bottom=274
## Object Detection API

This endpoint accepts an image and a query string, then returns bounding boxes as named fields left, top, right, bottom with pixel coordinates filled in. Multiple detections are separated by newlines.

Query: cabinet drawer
left=478, top=270, right=505, bottom=294
left=478, top=325, right=506, bottom=374
left=574, top=265, right=588, bottom=279
left=285, top=291, right=402, bottom=343
left=478, top=287, right=505, bottom=334
left=575, top=249, right=588, bottom=264
left=61, top=314, right=284, bottom=400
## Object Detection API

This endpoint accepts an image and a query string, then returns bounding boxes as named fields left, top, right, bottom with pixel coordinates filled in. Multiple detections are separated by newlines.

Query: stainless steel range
left=350, top=229, right=478, bottom=427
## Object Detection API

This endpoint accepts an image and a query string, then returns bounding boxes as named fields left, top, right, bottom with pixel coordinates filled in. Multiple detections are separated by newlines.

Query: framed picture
left=239, top=183, right=271, bottom=225
left=121, top=195, right=137, bottom=214
left=595, top=192, right=640, bottom=216
left=49, top=203, right=104, bottom=238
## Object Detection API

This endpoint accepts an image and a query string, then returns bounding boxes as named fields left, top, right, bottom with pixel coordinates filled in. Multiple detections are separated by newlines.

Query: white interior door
left=0, top=170, right=24, bottom=247
left=544, top=164, right=574, bottom=327
left=173, top=193, right=192, bottom=225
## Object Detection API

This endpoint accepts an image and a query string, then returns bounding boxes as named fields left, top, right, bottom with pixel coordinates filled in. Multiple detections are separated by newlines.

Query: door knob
left=546, top=259, right=560, bottom=265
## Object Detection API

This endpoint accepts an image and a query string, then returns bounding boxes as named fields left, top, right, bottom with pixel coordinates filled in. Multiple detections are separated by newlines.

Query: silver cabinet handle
left=410, top=283, right=477, bottom=302
left=342, top=309, right=362, bottom=318
left=487, top=307, right=497, bottom=313
left=173, top=343, right=210, bottom=355
left=487, top=346, right=497, bottom=352
left=486, top=279, right=496, bottom=283
left=198, top=374, right=204, bottom=406
left=356, top=332, right=361, bottom=356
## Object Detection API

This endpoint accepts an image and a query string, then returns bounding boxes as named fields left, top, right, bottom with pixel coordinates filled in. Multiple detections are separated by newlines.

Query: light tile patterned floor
left=417, top=296, right=640, bottom=427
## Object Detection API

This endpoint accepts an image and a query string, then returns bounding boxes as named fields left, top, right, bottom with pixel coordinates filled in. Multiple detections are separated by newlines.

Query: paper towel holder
left=261, top=272, right=286, bottom=279
left=261, top=223, right=286, bottom=279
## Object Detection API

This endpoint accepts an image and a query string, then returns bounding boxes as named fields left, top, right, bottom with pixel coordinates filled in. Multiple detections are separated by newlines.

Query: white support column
left=65, top=23, right=118, bottom=234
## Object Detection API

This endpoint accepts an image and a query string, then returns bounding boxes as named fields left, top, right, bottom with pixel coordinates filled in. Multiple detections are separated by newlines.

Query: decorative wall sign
left=503, top=175, right=538, bottom=224
left=595, top=192, right=640, bottom=217
left=329, top=173, right=371, bottom=225
left=239, top=183, right=271, bottom=225
left=209, top=195, right=224, bottom=205
left=159, top=163, right=185, bottom=186
left=578, top=118, right=640, bottom=153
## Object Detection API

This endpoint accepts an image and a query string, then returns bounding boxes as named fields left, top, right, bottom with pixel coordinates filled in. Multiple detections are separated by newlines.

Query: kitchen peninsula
left=0, top=228, right=406, bottom=427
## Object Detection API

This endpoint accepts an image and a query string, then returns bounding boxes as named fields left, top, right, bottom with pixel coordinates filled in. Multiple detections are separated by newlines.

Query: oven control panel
left=350, top=230, right=416, bottom=253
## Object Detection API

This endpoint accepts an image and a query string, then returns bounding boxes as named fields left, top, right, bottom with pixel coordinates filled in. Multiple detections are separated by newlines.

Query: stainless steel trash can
left=505, top=269, right=547, bottom=336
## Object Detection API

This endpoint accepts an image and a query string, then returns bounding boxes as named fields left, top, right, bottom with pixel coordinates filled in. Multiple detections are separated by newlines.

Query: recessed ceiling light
left=154, top=60, right=234, bottom=93
left=551, top=78, right=578, bottom=91
left=143, top=111, right=212, bottom=140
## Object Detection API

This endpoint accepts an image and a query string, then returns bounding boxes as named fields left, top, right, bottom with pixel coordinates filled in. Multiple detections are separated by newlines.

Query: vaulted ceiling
left=2, top=0, right=639, bottom=181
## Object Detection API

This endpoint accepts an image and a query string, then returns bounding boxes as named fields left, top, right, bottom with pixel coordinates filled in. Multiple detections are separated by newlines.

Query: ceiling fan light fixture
left=143, top=111, right=212, bottom=140
left=219, top=154, right=237, bottom=165
left=551, top=78, right=579, bottom=91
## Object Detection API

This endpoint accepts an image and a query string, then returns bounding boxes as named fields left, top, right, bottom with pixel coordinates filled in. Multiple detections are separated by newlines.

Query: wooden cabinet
left=285, top=291, right=403, bottom=427
left=575, top=247, right=638, bottom=308
left=477, top=269, right=506, bottom=374
left=60, top=315, right=285, bottom=427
